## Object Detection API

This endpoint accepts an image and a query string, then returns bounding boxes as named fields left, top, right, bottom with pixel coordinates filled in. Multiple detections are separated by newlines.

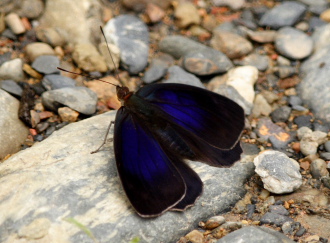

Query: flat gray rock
left=103, top=15, right=149, bottom=74
left=275, top=27, right=313, bottom=60
left=299, top=44, right=330, bottom=122
left=42, top=87, right=97, bottom=115
left=159, top=36, right=233, bottom=73
left=0, top=111, right=255, bottom=243
left=32, top=55, right=60, bottom=75
left=42, top=74, right=77, bottom=90
left=259, top=1, right=306, bottom=29
left=163, top=65, right=205, bottom=88
left=217, top=226, right=295, bottom=243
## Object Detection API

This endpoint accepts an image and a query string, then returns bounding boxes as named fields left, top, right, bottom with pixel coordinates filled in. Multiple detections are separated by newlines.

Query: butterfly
left=112, top=82, right=245, bottom=217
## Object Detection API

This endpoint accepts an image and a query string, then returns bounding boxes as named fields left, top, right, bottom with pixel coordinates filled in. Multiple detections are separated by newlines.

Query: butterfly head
left=116, top=86, right=133, bottom=103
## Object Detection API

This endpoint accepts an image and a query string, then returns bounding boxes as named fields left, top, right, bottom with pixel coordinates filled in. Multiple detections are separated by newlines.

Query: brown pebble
left=30, top=110, right=40, bottom=128
left=38, top=111, right=53, bottom=120
left=299, top=160, right=310, bottom=171
left=58, top=107, right=79, bottom=122
left=291, top=142, right=300, bottom=153
left=23, top=64, right=43, bottom=79
left=29, top=128, right=37, bottom=136
left=21, top=17, right=32, bottom=31
left=185, top=230, right=203, bottom=243
left=146, top=3, right=165, bottom=23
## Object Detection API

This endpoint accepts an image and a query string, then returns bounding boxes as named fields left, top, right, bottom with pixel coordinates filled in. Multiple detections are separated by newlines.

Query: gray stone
left=260, top=212, right=294, bottom=227
left=42, top=87, right=97, bottom=115
left=282, top=221, right=294, bottom=235
left=216, top=226, right=295, bottom=243
left=325, top=141, right=330, bottom=152
left=310, top=159, right=329, bottom=179
left=211, top=30, right=253, bottom=59
left=159, top=36, right=233, bottom=73
left=269, top=205, right=290, bottom=216
left=234, top=53, right=269, bottom=71
left=252, top=94, right=272, bottom=117
left=163, top=66, right=204, bottom=88
left=212, top=84, right=253, bottom=115
left=294, top=115, right=313, bottom=129
left=288, top=96, right=303, bottom=107
left=254, top=150, right=302, bottom=194
left=299, top=44, right=330, bottom=122
left=270, top=106, right=292, bottom=123
left=320, top=152, right=330, bottom=161
left=0, top=111, right=255, bottom=243
left=42, top=75, right=77, bottom=90
left=0, top=58, right=24, bottom=81
left=143, top=59, right=169, bottom=83
left=256, top=118, right=293, bottom=149
left=183, top=50, right=233, bottom=75
left=0, top=80, right=23, bottom=97
left=0, top=90, right=29, bottom=159
left=275, top=27, right=313, bottom=60
left=274, top=66, right=297, bottom=79
left=246, top=30, right=277, bottom=43
left=31, top=55, right=60, bottom=75
left=259, top=1, right=307, bottom=29
left=104, top=15, right=149, bottom=74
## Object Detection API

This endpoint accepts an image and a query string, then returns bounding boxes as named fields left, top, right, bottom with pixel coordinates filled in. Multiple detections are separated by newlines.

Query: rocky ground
left=0, top=0, right=330, bottom=242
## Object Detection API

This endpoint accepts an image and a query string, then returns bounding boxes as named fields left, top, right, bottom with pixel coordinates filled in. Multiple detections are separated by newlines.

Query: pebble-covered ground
left=0, top=0, right=330, bottom=243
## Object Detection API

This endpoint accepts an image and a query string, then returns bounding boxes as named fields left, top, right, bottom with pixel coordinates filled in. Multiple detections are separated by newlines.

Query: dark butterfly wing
left=114, top=107, right=202, bottom=217
left=170, top=160, right=203, bottom=211
left=136, top=83, right=244, bottom=150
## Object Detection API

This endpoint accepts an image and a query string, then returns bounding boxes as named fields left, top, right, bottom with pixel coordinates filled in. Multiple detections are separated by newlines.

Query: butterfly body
left=112, top=83, right=245, bottom=217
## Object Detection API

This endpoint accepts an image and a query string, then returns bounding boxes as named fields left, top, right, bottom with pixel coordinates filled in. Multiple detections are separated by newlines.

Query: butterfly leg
left=91, top=120, right=114, bottom=154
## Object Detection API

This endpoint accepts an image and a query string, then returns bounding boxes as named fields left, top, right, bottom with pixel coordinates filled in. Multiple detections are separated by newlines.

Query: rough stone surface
left=211, top=30, right=253, bottom=59
left=31, top=55, right=60, bottom=75
left=0, top=90, right=29, bottom=159
left=275, top=27, right=313, bottom=60
left=163, top=65, right=204, bottom=89
left=0, top=112, right=255, bottom=243
left=103, top=15, right=149, bottom=74
left=254, top=150, right=302, bottom=194
left=299, top=44, right=330, bottom=122
left=41, top=87, right=98, bottom=115
left=259, top=1, right=307, bottom=29
left=216, top=226, right=295, bottom=243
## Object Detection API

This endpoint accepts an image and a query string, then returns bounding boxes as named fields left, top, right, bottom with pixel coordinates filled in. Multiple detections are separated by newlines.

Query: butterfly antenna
left=100, top=26, right=124, bottom=87
left=57, top=67, right=119, bottom=87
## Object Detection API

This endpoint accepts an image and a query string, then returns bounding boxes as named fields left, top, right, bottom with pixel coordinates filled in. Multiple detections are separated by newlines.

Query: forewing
left=114, top=107, right=186, bottom=217
left=136, top=83, right=244, bottom=150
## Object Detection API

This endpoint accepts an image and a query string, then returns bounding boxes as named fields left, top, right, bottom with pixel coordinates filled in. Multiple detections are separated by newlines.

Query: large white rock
left=0, top=111, right=255, bottom=243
